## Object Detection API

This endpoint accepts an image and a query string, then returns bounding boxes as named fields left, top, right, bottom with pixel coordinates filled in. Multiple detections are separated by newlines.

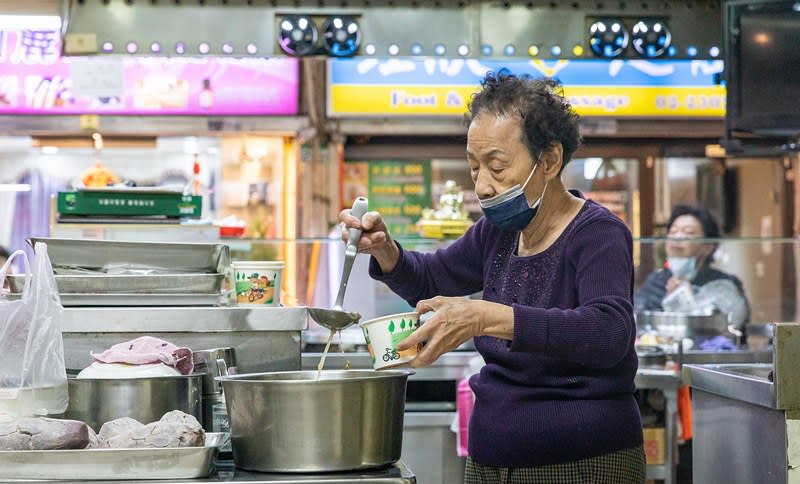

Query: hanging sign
left=328, top=58, right=725, bottom=118
left=0, top=29, right=299, bottom=116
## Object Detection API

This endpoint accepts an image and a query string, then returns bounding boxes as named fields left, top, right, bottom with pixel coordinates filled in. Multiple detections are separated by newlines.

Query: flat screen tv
left=725, top=0, right=800, bottom=140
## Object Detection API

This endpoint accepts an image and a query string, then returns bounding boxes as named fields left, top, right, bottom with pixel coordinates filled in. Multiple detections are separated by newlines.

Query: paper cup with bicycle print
left=232, top=261, right=284, bottom=306
left=360, top=312, right=421, bottom=370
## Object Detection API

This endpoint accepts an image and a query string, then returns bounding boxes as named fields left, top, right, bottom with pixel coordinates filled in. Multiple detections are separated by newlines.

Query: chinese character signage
left=328, top=58, right=725, bottom=118
left=368, top=161, right=431, bottom=238
left=0, top=29, right=299, bottom=115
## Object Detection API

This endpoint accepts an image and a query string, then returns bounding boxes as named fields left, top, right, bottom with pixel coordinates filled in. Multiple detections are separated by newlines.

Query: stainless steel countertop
left=302, top=351, right=480, bottom=381
left=684, top=364, right=776, bottom=409
left=305, top=351, right=685, bottom=389
left=61, top=306, right=309, bottom=333
left=680, top=349, right=772, bottom=365
left=11, top=461, right=415, bottom=483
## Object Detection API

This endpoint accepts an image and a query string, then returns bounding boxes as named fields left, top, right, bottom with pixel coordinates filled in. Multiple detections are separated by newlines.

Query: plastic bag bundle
left=0, top=242, right=67, bottom=416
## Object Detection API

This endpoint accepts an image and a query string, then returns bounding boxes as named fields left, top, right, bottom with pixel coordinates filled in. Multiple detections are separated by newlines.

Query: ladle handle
left=347, top=197, right=369, bottom=248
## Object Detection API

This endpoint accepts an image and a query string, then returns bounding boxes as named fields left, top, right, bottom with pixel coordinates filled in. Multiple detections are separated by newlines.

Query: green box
left=58, top=191, right=202, bottom=218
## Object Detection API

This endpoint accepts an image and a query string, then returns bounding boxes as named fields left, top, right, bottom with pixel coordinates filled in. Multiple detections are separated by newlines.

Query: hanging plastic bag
left=0, top=242, right=68, bottom=416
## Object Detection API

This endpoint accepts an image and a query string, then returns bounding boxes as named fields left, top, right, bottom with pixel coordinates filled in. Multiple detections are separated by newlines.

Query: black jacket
left=634, top=265, right=751, bottom=323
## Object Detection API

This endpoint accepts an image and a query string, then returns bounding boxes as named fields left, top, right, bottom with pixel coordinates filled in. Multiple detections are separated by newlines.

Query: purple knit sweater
left=369, top=198, right=643, bottom=467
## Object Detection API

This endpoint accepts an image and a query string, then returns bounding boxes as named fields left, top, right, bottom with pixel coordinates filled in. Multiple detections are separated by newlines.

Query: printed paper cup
left=360, top=312, right=421, bottom=370
left=232, top=261, right=284, bottom=306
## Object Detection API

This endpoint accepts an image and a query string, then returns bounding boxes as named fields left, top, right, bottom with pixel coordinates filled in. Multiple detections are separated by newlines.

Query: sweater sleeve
left=508, top=217, right=636, bottom=369
left=368, top=218, right=487, bottom=307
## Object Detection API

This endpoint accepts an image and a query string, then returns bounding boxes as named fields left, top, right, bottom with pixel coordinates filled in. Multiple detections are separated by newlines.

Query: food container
left=360, top=312, right=421, bottom=370
left=65, top=374, right=203, bottom=432
left=232, top=261, right=284, bottom=306
left=217, top=369, right=412, bottom=472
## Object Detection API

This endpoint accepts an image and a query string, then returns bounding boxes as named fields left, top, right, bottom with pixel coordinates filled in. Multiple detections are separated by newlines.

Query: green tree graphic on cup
left=389, top=318, right=416, bottom=352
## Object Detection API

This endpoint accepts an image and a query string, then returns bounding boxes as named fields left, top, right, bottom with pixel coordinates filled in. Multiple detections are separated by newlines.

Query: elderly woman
left=340, top=72, right=645, bottom=482
left=635, top=204, right=750, bottom=328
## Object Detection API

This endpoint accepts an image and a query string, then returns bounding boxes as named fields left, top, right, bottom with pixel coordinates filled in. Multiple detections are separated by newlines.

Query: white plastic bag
left=0, top=242, right=68, bottom=416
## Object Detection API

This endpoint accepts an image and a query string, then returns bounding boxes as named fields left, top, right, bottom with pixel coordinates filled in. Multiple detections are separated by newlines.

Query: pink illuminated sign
left=0, top=30, right=299, bottom=116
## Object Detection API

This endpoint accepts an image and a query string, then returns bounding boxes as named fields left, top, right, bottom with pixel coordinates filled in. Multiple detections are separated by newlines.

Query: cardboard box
left=643, top=427, right=666, bottom=465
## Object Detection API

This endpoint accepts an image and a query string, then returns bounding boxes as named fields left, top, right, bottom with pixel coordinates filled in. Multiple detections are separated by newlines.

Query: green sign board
left=367, top=161, right=432, bottom=238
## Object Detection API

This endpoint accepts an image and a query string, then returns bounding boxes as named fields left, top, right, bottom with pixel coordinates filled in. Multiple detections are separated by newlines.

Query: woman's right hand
left=338, top=208, right=400, bottom=273
left=665, top=276, right=685, bottom=294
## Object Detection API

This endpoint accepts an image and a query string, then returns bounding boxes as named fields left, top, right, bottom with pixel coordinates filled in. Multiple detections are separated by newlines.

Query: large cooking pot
left=65, top=374, right=203, bottom=431
left=217, top=369, right=413, bottom=473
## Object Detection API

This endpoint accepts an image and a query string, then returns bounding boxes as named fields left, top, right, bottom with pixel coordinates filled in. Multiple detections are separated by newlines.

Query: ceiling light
left=322, top=15, right=360, bottom=57
left=434, top=44, right=446, bottom=56
left=551, top=45, right=562, bottom=56
left=411, top=43, right=423, bottom=55
left=527, top=45, right=539, bottom=57
left=709, top=46, right=720, bottom=57
left=481, top=44, right=493, bottom=56
left=175, top=42, right=186, bottom=54
left=364, top=43, right=376, bottom=55
left=126, top=42, right=138, bottom=54
left=632, top=19, right=671, bottom=58
left=388, top=44, right=400, bottom=56
left=246, top=43, right=258, bottom=55
left=0, top=15, right=61, bottom=30
left=41, top=146, right=58, bottom=155
left=102, top=42, right=114, bottom=53
left=0, top=184, right=32, bottom=193
left=198, top=42, right=211, bottom=54
left=504, top=44, right=516, bottom=56
left=457, top=44, right=470, bottom=56
left=589, top=19, right=629, bottom=58
left=278, top=15, right=318, bottom=56
left=222, top=43, right=234, bottom=54
left=150, top=42, right=161, bottom=53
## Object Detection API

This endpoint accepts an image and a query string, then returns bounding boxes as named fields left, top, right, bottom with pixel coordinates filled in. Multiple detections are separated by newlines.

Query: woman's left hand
left=397, top=296, right=490, bottom=367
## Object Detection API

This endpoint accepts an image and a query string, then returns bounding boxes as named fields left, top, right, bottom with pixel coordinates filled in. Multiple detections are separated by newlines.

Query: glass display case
left=225, top=235, right=796, bottom=344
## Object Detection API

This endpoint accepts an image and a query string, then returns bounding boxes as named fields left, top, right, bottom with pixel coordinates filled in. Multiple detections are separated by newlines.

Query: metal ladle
left=308, top=197, right=369, bottom=331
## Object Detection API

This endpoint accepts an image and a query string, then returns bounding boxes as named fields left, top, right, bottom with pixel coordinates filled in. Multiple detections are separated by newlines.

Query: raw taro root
left=98, top=410, right=204, bottom=449
left=0, top=415, right=90, bottom=450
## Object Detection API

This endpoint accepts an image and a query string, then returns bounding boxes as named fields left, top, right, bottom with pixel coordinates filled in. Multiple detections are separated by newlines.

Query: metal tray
left=7, top=273, right=226, bottom=295
left=27, top=237, right=230, bottom=274
left=5, top=293, right=223, bottom=307
left=0, top=432, right=227, bottom=481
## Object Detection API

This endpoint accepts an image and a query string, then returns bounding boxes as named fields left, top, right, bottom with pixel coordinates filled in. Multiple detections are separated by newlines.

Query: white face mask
left=667, top=256, right=698, bottom=280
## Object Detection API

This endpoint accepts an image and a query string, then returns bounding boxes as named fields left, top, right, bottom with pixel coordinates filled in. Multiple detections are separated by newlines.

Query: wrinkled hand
left=338, top=208, right=400, bottom=273
left=666, top=276, right=685, bottom=294
left=338, top=209, right=392, bottom=254
left=397, top=296, right=489, bottom=368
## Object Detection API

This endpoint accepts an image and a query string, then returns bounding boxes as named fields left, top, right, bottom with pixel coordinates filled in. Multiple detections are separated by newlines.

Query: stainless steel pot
left=217, top=369, right=413, bottom=473
left=636, top=310, right=730, bottom=339
left=636, top=345, right=667, bottom=368
left=65, top=375, right=203, bottom=431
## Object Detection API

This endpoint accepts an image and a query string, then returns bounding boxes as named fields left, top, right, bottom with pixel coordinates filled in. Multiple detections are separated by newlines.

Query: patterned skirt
left=464, top=446, right=646, bottom=484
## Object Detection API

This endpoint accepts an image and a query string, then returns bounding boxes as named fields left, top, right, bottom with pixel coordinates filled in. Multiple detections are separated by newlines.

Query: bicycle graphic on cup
left=382, top=347, right=400, bottom=362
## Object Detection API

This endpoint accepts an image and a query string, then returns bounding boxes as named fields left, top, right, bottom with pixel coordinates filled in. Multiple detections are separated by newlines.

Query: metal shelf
left=62, top=306, right=308, bottom=333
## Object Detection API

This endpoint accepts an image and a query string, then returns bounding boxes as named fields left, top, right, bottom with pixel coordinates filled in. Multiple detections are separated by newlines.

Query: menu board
left=368, top=161, right=431, bottom=238
left=0, top=29, right=299, bottom=115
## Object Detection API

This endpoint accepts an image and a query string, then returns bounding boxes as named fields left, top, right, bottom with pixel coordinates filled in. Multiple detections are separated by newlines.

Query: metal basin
left=217, top=369, right=413, bottom=473
left=65, top=374, right=203, bottom=431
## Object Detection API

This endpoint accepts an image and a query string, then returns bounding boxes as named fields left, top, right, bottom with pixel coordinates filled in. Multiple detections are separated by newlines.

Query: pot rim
left=67, top=373, right=203, bottom=382
left=216, top=368, right=415, bottom=384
